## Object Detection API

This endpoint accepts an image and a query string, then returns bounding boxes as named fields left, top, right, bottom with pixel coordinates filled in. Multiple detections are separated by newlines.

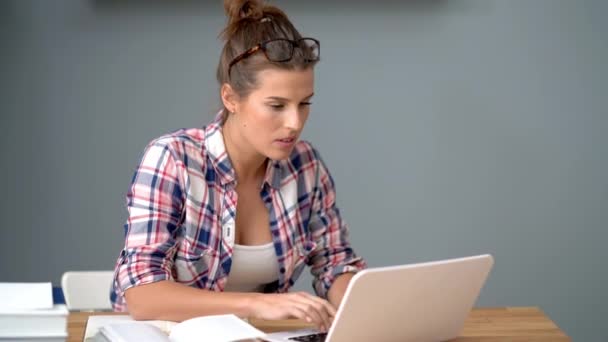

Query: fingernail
left=306, top=316, right=312, bottom=323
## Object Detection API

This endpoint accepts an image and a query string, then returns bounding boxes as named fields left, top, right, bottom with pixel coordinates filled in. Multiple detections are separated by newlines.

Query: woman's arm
left=126, top=280, right=336, bottom=329
left=306, top=145, right=367, bottom=304
left=114, top=141, right=187, bottom=314
left=327, top=273, right=355, bottom=308
left=125, top=280, right=254, bottom=321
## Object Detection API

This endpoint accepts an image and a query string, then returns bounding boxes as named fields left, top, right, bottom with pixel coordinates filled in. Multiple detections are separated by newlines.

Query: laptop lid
left=325, top=254, right=494, bottom=342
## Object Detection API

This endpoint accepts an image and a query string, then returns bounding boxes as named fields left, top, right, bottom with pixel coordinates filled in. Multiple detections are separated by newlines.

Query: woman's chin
left=265, top=145, right=295, bottom=161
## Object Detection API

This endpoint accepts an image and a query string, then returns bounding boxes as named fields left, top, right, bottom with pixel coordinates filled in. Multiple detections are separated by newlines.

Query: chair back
left=61, top=271, right=114, bottom=311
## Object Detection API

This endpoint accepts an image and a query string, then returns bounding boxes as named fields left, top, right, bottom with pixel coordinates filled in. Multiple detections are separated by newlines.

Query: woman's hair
left=217, top=0, right=318, bottom=118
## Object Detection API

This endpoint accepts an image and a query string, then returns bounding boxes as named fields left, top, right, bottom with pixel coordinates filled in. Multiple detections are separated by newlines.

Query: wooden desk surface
left=68, top=307, right=570, bottom=342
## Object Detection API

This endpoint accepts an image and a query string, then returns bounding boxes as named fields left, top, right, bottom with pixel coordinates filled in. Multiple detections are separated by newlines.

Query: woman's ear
left=220, top=83, right=239, bottom=114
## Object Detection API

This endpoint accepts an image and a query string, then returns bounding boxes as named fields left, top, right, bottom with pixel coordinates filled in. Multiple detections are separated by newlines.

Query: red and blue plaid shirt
left=111, top=115, right=366, bottom=311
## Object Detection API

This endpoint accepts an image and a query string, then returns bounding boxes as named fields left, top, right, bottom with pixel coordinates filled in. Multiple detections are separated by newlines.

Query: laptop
left=264, top=254, right=494, bottom=342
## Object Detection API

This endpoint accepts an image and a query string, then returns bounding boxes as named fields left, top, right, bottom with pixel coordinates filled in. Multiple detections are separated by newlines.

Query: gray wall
left=1, top=0, right=606, bottom=340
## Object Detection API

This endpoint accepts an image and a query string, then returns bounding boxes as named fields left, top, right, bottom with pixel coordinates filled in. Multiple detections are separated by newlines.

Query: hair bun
left=224, top=0, right=265, bottom=23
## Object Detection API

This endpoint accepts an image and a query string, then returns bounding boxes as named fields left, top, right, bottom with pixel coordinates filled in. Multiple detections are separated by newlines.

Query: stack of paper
left=0, top=283, right=68, bottom=342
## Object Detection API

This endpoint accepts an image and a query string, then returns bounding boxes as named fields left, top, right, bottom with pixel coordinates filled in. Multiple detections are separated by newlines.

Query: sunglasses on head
left=228, top=38, right=320, bottom=77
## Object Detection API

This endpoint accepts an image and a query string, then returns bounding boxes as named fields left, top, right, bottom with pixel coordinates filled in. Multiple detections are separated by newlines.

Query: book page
left=169, top=314, right=266, bottom=342
left=87, top=314, right=264, bottom=342
left=85, top=315, right=177, bottom=341
left=100, top=322, right=170, bottom=342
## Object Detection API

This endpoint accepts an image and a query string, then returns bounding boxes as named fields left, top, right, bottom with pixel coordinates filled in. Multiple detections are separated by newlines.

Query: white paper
left=86, top=314, right=264, bottom=342
left=0, top=305, right=68, bottom=338
left=85, top=315, right=178, bottom=341
left=169, top=314, right=266, bottom=342
left=100, top=322, right=170, bottom=342
left=0, top=282, right=53, bottom=310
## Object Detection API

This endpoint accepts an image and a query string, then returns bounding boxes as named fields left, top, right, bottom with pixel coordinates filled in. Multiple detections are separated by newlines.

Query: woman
left=111, top=0, right=366, bottom=332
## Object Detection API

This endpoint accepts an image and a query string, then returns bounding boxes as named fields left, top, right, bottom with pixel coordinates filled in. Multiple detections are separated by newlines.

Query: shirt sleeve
left=114, top=140, right=185, bottom=297
left=306, top=149, right=367, bottom=299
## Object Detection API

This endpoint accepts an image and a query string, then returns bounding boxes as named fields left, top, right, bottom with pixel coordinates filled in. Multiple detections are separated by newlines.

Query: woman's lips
left=274, top=137, right=296, bottom=148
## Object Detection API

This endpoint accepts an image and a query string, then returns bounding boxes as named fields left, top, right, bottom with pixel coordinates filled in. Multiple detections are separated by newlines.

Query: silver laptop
left=265, top=254, right=494, bottom=342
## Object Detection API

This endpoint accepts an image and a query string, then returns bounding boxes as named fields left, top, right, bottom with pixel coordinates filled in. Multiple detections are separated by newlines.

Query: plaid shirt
left=110, top=116, right=366, bottom=311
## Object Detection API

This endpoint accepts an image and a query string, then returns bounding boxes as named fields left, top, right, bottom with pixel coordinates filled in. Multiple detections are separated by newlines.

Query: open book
left=86, top=314, right=266, bottom=342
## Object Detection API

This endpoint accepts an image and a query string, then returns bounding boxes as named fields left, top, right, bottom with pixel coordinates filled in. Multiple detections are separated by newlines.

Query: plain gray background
left=1, top=0, right=606, bottom=340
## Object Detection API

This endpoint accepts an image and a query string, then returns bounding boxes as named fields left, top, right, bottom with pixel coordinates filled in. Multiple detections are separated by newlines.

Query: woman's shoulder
left=143, top=127, right=208, bottom=164
left=148, top=127, right=205, bottom=149
left=148, top=127, right=206, bottom=147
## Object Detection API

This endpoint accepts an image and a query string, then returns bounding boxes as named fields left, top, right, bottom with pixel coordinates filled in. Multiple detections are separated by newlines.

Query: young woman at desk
left=110, top=0, right=366, bottom=333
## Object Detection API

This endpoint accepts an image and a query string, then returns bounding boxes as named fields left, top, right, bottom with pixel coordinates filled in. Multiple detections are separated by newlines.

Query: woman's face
left=228, top=67, right=314, bottom=161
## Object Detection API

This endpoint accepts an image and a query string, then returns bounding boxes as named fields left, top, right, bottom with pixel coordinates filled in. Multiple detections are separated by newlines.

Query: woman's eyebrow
left=265, top=93, right=315, bottom=101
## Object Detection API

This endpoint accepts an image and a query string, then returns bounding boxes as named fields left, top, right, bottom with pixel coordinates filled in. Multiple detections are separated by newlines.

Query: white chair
left=61, top=271, right=114, bottom=311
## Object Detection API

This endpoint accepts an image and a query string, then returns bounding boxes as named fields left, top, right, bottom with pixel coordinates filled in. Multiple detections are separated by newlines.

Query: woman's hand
left=248, top=292, right=336, bottom=332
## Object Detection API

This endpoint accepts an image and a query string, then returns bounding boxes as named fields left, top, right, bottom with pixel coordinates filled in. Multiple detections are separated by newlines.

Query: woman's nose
left=284, top=108, right=304, bottom=131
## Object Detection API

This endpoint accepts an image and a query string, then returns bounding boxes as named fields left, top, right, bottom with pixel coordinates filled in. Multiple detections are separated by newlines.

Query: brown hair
left=216, top=0, right=318, bottom=119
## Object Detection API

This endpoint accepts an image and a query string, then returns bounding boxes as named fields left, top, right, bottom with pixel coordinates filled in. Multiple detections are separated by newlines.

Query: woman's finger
left=300, top=292, right=337, bottom=317
left=287, top=304, right=315, bottom=326
left=291, top=295, right=331, bottom=331
left=294, top=292, right=334, bottom=328
left=291, top=300, right=327, bottom=331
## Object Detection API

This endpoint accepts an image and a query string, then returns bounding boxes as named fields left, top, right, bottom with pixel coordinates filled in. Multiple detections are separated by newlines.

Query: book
left=84, top=315, right=177, bottom=341
left=86, top=314, right=266, bottom=342
left=0, top=335, right=67, bottom=342
left=0, top=304, right=68, bottom=339
left=0, top=337, right=67, bottom=342
left=0, top=283, right=53, bottom=310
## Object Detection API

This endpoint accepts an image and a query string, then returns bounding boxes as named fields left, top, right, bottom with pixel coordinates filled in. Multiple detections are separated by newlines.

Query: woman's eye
left=267, top=102, right=311, bottom=111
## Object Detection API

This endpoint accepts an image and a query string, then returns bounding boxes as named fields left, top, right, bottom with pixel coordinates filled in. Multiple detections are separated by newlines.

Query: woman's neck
left=222, top=115, right=267, bottom=185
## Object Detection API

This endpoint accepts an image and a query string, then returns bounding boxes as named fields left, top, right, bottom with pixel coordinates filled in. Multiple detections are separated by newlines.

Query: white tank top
left=223, top=242, right=279, bottom=292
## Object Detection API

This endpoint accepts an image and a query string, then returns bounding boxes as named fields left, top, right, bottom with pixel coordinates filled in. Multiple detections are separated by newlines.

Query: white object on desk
left=99, top=322, right=169, bottom=342
left=169, top=314, right=265, bottom=342
left=87, top=314, right=265, bottom=342
left=84, top=315, right=176, bottom=341
left=0, top=304, right=68, bottom=338
left=0, top=282, right=53, bottom=310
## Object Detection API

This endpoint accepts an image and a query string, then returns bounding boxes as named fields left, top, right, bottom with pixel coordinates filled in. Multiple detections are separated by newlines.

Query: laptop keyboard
left=288, top=332, right=328, bottom=342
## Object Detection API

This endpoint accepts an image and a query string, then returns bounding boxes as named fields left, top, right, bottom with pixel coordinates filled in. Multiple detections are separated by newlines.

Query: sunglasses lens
left=265, top=39, right=294, bottom=62
left=299, top=38, right=320, bottom=61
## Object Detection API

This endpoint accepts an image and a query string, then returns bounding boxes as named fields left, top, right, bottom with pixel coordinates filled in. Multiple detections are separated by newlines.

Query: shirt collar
left=263, top=158, right=284, bottom=190
left=205, top=111, right=284, bottom=189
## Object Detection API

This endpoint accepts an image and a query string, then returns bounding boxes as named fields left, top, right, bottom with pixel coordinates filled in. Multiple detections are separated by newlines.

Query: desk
left=67, top=307, right=570, bottom=341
